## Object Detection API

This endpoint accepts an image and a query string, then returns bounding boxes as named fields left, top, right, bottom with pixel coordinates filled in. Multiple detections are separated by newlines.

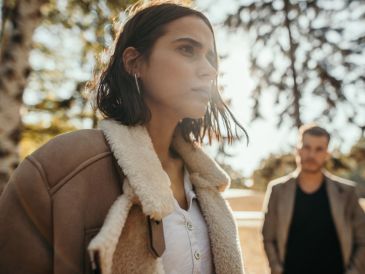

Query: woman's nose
left=198, top=58, right=217, bottom=81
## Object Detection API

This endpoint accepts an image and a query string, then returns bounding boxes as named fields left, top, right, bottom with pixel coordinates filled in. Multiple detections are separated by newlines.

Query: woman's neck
left=145, top=113, right=180, bottom=168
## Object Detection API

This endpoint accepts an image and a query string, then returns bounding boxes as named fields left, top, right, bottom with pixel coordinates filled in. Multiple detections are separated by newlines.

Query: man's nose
left=307, top=149, right=316, bottom=158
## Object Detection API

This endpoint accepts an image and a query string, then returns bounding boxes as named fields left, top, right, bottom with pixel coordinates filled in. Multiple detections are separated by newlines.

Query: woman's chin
left=183, top=105, right=208, bottom=120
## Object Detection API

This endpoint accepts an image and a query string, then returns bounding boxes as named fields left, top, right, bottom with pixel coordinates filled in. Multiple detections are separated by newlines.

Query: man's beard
left=300, top=159, right=324, bottom=173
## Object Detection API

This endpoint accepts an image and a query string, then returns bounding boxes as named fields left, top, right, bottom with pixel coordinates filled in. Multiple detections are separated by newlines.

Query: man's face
left=296, top=134, right=330, bottom=173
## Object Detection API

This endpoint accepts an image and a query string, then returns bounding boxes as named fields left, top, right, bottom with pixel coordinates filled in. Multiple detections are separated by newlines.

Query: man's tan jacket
left=262, top=170, right=365, bottom=274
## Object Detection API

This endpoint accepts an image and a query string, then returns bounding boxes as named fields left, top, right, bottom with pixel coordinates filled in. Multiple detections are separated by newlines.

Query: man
left=262, top=124, right=365, bottom=274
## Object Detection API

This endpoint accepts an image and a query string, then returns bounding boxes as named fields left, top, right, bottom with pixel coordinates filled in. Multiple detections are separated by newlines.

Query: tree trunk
left=284, top=0, right=302, bottom=129
left=0, top=0, right=47, bottom=194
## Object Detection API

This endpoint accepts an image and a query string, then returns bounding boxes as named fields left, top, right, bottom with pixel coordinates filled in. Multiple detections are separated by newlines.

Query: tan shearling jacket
left=262, top=171, right=365, bottom=274
left=0, top=119, right=244, bottom=274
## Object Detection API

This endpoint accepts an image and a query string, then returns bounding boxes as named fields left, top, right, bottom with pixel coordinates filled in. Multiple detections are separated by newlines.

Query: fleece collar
left=99, top=119, right=230, bottom=220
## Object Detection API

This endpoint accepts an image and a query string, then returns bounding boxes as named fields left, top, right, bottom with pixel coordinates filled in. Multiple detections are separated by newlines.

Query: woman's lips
left=191, top=87, right=210, bottom=100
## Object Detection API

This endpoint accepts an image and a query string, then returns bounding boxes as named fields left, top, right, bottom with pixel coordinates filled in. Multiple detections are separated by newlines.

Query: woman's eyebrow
left=172, top=37, right=215, bottom=56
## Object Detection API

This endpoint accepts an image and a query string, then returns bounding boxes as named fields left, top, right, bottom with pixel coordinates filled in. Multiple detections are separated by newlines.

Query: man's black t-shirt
left=284, top=181, right=344, bottom=274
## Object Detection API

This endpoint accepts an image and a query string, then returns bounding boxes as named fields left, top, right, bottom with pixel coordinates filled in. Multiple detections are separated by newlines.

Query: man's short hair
left=299, top=123, right=331, bottom=144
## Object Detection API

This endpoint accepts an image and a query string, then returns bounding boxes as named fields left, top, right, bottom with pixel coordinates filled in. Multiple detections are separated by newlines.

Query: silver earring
left=134, top=74, right=141, bottom=95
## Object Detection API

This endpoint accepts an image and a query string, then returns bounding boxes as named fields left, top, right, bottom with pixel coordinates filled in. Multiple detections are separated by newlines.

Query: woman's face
left=139, top=15, right=217, bottom=120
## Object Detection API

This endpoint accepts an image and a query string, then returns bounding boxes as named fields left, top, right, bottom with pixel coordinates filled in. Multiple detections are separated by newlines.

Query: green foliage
left=218, top=162, right=250, bottom=189
left=21, top=0, right=139, bottom=148
left=252, top=137, right=365, bottom=197
left=224, top=0, right=365, bottom=129
left=21, top=117, right=77, bottom=159
left=252, top=153, right=296, bottom=192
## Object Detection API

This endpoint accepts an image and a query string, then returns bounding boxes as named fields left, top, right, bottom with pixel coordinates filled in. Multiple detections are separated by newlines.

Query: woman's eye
left=179, top=45, right=195, bottom=56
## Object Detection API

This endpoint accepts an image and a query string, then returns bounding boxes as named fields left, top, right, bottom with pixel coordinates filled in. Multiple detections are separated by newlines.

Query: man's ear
left=122, top=47, right=142, bottom=75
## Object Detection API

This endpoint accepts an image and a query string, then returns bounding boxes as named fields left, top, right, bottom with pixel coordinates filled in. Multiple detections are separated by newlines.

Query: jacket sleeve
left=262, top=183, right=283, bottom=274
left=0, top=156, right=53, bottom=273
left=346, top=189, right=365, bottom=274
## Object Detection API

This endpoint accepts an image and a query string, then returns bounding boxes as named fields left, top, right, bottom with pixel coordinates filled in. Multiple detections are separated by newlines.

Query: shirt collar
left=184, top=167, right=197, bottom=202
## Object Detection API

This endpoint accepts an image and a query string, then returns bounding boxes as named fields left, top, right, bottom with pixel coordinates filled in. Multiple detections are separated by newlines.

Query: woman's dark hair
left=91, top=1, right=247, bottom=144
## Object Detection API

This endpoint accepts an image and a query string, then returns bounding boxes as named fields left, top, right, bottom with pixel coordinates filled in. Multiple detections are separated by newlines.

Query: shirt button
left=186, top=221, right=193, bottom=231
left=194, top=251, right=200, bottom=260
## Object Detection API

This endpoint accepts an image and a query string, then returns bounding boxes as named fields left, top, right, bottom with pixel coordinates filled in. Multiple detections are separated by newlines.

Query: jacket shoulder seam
left=26, top=156, right=51, bottom=195
left=49, top=151, right=113, bottom=195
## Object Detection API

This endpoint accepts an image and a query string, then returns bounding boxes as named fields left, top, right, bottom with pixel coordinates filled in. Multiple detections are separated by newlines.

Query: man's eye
left=179, top=45, right=195, bottom=56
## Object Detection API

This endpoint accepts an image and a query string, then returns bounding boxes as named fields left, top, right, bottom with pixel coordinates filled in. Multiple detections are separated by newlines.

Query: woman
left=0, top=2, right=246, bottom=274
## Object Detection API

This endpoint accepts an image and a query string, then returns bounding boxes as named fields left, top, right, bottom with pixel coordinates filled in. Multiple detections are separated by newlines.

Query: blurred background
left=1, top=0, right=364, bottom=273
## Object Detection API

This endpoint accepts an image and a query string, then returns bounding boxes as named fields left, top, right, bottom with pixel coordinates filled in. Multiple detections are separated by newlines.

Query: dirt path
left=225, top=190, right=269, bottom=274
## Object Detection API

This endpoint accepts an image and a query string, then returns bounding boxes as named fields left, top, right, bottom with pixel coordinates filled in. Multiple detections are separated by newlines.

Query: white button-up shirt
left=162, top=168, right=213, bottom=274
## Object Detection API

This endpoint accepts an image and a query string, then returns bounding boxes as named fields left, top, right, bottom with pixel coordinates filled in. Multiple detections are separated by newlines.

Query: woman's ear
left=122, top=47, right=141, bottom=75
